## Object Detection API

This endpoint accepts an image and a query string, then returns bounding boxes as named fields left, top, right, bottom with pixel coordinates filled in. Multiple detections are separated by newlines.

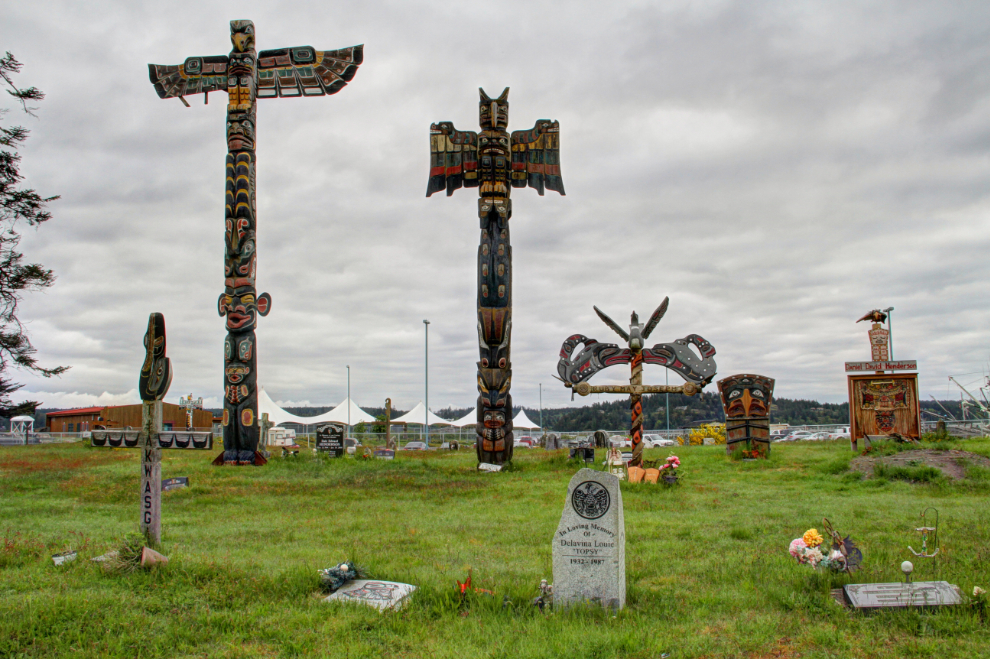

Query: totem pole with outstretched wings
left=427, top=88, right=564, bottom=466
left=149, top=20, right=362, bottom=465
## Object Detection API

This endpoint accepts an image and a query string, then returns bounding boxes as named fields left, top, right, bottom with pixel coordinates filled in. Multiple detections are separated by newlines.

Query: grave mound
left=850, top=448, right=990, bottom=481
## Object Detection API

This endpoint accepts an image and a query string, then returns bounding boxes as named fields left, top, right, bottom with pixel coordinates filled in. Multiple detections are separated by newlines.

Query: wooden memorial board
left=315, top=423, right=345, bottom=456
left=847, top=372, right=921, bottom=451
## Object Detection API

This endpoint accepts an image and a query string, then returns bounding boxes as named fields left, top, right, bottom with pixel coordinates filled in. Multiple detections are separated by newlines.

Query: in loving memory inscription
left=552, top=468, right=625, bottom=609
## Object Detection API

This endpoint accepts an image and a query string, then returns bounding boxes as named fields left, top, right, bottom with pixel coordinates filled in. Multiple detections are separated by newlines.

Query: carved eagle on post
left=856, top=309, right=888, bottom=324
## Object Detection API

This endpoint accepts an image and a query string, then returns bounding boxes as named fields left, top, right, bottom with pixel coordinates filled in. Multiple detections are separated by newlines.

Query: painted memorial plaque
left=843, top=581, right=961, bottom=609
left=161, top=477, right=189, bottom=491
left=315, top=423, right=345, bottom=457
left=324, top=580, right=416, bottom=611
left=552, top=468, right=625, bottom=610
left=478, top=462, right=502, bottom=472
left=847, top=373, right=921, bottom=450
left=374, top=449, right=395, bottom=460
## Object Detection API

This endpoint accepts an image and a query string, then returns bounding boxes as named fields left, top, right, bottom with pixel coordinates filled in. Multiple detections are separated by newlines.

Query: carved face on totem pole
left=228, top=21, right=256, bottom=113
left=718, top=374, right=774, bottom=419
left=477, top=368, right=511, bottom=453
left=139, top=312, right=172, bottom=402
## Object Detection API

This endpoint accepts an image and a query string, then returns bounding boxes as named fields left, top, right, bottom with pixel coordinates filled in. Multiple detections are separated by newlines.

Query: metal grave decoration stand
left=845, top=309, right=920, bottom=450
left=717, top=374, right=775, bottom=459
left=427, top=88, right=564, bottom=466
left=557, top=298, right=716, bottom=467
left=90, top=314, right=212, bottom=545
left=149, top=21, right=363, bottom=466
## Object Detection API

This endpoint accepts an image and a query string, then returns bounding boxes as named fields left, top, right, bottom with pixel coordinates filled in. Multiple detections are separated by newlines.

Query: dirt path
left=850, top=449, right=990, bottom=480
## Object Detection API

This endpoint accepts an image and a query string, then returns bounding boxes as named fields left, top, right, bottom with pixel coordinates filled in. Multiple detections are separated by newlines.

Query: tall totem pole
left=427, top=88, right=565, bottom=465
left=149, top=21, right=363, bottom=465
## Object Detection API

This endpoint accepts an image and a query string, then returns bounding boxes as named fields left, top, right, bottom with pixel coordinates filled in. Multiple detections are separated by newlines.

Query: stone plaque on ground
left=161, top=477, right=188, bottom=491
left=324, top=580, right=416, bottom=611
left=374, top=449, right=395, bottom=460
left=552, top=468, right=625, bottom=610
left=315, top=423, right=345, bottom=457
left=843, top=581, right=961, bottom=609
left=478, top=462, right=502, bottom=472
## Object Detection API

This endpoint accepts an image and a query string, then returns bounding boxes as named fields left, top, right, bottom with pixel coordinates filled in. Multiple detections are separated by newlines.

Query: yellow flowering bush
left=688, top=423, right=726, bottom=446
left=803, top=528, right=823, bottom=548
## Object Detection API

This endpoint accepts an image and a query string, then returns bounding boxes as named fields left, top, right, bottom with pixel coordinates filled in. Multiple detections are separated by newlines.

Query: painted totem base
left=211, top=450, right=268, bottom=466
left=726, top=439, right=770, bottom=459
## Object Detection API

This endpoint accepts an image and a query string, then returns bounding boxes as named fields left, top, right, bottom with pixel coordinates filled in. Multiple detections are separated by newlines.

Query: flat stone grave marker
left=478, top=462, right=502, bottom=472
left=161, top=477, right=188, bottom=491
left=315, top=423, right=345, bottom=457
left=552, top=468, right=625, bottom=610
left=324, top=580, right=416, bottom=611
left=843, top=581, right=961, bottom=609
left=374, top=449, right=395, bottom=460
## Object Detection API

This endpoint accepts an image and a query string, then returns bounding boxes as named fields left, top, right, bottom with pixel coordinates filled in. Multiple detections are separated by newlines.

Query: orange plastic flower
left=803, top=529, right=823, bottom=548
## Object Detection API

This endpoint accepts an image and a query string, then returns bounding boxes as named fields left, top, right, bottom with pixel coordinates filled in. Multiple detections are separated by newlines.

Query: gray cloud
left=3, top=0, right=988, bottom=413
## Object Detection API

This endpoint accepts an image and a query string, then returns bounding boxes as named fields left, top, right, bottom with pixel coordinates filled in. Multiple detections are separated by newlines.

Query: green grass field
left=2, top=439, right=990, bottom=658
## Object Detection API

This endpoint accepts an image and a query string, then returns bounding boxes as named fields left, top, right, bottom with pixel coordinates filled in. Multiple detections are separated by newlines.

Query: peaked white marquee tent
left=512, top=409, right=540, bottom=430
left=449, top=407, right=478, bottom=428
left=258, top=387, right=375, bottom=426
left=391, top=401, right=453, bottom=426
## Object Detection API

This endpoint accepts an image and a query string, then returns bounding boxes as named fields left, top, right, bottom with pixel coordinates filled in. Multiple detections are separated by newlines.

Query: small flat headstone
left=552, top=468, right=625, bottom=610
left=703, top=437, right=715, bottom=445
left=374, top=449, right=395, bottom=460
left=843, top=581, right=962, bottom=609
left=478, top=462, right=502, bottom=472
left=161, top=476, right=189, bottom=491
left=324, top=580, right=416, bottom=611
left=52, top=551, right=77, bottom=566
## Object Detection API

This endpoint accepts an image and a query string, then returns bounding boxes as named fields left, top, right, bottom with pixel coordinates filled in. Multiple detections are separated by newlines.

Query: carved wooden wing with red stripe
left=426, top=122, right=479, bottom=197
left=149, top=56, right=230, bottom=99
left=510, top=120, right=565, bottom=196
left=256, top=45, right=363, bottom=98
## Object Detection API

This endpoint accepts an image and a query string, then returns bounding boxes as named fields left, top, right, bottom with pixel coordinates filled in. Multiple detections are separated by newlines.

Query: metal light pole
left=423, top=319, right=430, bottom=446
left=883, top=306, right=894, bottom=360
left=346, top=364, right=351, bottom=440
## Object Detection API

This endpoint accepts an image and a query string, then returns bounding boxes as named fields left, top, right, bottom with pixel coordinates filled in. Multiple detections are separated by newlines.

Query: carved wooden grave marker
left=557, top=298, right=716, bottom=466
left=89, top=313, right=212, bottom=544
left=149, top=21, right=363, bottom=465
left=718, top=374, right=775, bottom=459
left=427, top=88, right=564, bottom=466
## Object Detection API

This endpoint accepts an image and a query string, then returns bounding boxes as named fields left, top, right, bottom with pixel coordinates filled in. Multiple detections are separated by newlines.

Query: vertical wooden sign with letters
left=141, top=401, right=163, bottom=544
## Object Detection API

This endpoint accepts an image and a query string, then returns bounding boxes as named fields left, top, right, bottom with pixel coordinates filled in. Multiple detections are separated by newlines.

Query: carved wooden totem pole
left=557, top=298, right=717, bottom=466
left=149, top=21, right=362, bottom=465
left=717, top=374, right=774, bottom=458
left=427, top=88, right=564, bottom=465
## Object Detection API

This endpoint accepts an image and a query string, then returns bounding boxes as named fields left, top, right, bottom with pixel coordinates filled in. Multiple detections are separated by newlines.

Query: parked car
left=513, top=440, right=531, bottom=448
left=782, top=430, right=814, bottom=442
left=401, top=441, right=427, bottom=451
left=807, top=431, right=831, bottom=441
left=828, top=427, right=851, bottom=440
left=516, top=437, right=535, bottom=447
left=609, top=437, right=632, bottom=448
left=643, top=434, right=677, bottom=448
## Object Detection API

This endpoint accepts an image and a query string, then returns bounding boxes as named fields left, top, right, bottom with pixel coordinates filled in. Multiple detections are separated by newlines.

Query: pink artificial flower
left=789, top=538, right=807, bottom=560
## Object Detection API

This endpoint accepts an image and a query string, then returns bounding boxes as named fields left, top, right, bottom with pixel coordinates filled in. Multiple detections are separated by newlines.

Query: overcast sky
left=2, top=0, right=988, bottom=414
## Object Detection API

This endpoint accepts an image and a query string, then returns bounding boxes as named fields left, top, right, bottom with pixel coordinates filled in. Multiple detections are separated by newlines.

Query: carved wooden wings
left=510, top=120, right=564, bottom=196
left=149, top=56, right=230, bottom=99
left=256, top=46, right=362, bottom=98
left=426, top=123, right=479, bottom=197
left=148, top=45, right=363, bottom=100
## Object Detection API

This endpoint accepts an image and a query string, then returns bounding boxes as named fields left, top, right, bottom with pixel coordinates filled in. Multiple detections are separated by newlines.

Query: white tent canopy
left=258, top=387, right=374, bottom=426
left=449, top=407, right=478, bottom=428
left=391, top=401, right=453, bottom=426
left=512, top=409, right=540, bottom=430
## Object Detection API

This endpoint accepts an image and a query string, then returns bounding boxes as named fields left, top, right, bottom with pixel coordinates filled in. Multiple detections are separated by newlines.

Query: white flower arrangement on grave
left=788, top=518, right=862, bottom=573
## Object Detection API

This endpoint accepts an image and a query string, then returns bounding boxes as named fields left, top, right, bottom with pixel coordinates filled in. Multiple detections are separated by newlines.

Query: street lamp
left=539, top=383, right=543, bottom=439
left=423, top=320, right=430, bottom=446
left=346, top=365, right=351, bottom=440
left=883, top=307, right=895, bottom=360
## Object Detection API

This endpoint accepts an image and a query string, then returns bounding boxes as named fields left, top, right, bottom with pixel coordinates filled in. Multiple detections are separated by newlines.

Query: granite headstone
left=315, top=423, right=345, bottom=457
left=552, top=468, right=625, bottom=610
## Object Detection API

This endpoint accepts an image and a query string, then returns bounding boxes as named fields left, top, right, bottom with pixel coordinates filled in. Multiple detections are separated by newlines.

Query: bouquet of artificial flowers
left=788, top=519, right=862, bottom=573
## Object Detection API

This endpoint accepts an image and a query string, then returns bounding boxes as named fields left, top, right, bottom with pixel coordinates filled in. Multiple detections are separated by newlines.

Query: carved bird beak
left=491, top=102, right=499, bottom=126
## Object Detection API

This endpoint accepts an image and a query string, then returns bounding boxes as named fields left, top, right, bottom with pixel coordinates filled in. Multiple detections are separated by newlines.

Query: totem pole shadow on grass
left=427, top=88, right=565, bottom=467
left=149, top=20, right=363, bottom=466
